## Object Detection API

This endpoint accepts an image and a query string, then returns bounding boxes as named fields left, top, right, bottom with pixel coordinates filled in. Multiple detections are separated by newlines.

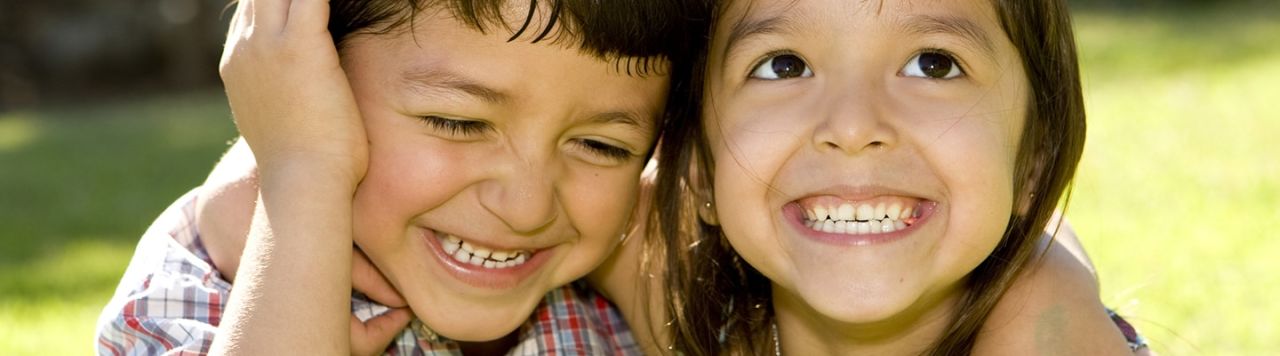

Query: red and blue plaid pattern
left=96, top=189, right=640, bottom=355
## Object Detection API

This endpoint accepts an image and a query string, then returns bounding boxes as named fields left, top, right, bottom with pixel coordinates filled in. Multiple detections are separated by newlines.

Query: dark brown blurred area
left=0, top=0, right=230, bottom=111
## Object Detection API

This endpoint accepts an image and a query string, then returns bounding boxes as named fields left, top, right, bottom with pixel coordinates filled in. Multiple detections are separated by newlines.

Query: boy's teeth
left=814, top=206, right=828, bottom=221
left=887, top=203, right=902, bottom=221
left=438, top=234, right=531, bottom=269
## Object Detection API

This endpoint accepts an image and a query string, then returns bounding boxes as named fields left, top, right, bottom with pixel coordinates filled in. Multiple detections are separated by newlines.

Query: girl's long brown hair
left=651, top=0, right=1087, bottom=354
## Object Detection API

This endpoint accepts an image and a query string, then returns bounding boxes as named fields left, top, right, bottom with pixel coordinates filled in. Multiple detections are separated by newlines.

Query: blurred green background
left=1, top=1, right=1276, bottom=355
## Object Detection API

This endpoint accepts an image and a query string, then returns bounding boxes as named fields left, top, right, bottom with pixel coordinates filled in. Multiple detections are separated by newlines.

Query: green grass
left=1, top=4, right=1277, bottom=355
left=0, top=91, right=237, bottom=355
left=1070, top=4, right=1280, bottom=355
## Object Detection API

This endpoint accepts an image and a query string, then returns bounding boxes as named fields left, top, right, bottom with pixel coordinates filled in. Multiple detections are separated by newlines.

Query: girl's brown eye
left=750, top=53, right=814, bottom=80
left=901, top=51, right=964, bottom=79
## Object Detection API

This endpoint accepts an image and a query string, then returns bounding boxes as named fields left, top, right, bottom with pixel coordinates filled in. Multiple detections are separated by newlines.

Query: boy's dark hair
left=653, top=0, right=1087, bottom=354
left=328, top=0, right=711, bottom=162
left=329, top=0, right=704, bottom=76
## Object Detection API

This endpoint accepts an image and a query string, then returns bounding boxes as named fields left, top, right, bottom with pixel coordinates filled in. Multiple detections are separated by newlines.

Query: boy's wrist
left=256, top=158, right=363, bottom=195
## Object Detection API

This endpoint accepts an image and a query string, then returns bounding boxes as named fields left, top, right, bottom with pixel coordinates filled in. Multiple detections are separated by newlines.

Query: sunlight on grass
left=0, top=116, right=40, bottom=152
left=0, top=91, right=235, bottom=355
left=1070, top=5, right=1279, bottom=355
left=0, top=240, right=137, bottom=355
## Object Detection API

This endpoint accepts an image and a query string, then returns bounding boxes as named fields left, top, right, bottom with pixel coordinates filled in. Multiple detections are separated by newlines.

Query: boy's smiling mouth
left=439, top=234, right=532, bottom=269
left=421, top=228, right=553, bottom=289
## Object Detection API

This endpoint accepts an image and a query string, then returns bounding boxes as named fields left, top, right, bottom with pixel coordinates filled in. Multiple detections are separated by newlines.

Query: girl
left=650, top=0, right=1143, bottom=354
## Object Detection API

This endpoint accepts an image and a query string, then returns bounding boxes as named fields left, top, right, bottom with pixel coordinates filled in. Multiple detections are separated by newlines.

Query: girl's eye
left=573, top=138, right=634, bottom=163
left=420, top=115, right=489, bottom=136
left=749, top=53, right=813, bottom=80
left=901, top=51, right=964, bottom=79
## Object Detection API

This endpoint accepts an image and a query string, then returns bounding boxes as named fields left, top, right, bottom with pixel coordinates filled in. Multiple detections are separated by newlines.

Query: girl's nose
left=812, top=82, right=898, bottom=155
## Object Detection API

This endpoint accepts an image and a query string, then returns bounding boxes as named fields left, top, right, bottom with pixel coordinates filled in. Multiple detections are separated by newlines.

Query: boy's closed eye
left=419, top=115, right=490, bottom=137
left=416, top=115, right=642, bottom=166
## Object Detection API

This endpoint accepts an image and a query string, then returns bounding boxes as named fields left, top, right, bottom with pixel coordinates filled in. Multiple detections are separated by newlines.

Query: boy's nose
left=477, top=157, right=560, bottom=234
left=812, top=82, right=898, bottom=155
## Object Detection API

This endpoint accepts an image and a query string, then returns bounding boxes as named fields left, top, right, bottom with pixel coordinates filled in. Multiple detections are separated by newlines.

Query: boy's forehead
left=395, top=63, right=663, bottom=129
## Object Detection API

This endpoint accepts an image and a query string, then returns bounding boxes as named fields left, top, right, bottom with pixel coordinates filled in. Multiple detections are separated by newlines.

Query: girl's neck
left=772, top=281, right=966, bottom=356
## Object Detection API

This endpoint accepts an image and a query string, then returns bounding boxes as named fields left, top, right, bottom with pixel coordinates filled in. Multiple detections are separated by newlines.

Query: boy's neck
left=456, top=331, right=520, bottom=356
left=772, top=281, right=965, bottom=356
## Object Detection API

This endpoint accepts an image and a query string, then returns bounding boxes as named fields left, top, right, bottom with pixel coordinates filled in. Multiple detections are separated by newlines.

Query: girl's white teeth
left=804, top=201, right=918, bottom=235
left=438, top=234, right=530, bottom=269
left=838, top=204, right=855, bottom=221
left=856, top=204, right=874, bottom=221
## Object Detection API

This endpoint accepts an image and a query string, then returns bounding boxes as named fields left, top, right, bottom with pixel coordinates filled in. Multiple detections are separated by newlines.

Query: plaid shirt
left=96, top=189, right=641, bottom=355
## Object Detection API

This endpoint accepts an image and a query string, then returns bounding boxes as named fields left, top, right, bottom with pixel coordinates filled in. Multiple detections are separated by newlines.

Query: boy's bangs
left=331, top=0, right=704, bottom=75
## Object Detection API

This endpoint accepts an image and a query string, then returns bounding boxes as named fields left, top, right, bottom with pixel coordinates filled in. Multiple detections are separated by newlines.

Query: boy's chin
left=411, top=294, right=542, bottom=342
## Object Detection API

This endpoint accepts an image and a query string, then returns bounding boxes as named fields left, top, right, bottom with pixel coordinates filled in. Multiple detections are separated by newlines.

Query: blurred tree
left=0, top=0, right=231, bottom=111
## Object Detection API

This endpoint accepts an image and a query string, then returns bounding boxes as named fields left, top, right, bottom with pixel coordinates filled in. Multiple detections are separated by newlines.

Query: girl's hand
left=219, top=0, right=367, bottom=186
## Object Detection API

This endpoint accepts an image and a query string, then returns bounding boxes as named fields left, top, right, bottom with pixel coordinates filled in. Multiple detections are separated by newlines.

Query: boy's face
left=341, top=9, right=668, bottom=340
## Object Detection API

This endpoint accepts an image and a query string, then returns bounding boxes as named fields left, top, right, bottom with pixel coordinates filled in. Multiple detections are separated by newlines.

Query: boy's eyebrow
left=898, top=14, right=998, bottom=59
left=401, top=67, right=509, bottom=105
left=588, top=110, right=652, bottom=132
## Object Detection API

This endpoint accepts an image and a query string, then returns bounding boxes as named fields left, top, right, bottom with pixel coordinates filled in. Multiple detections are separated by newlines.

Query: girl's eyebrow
left=724, top=14, right=791, bottom=61
left=721, top=2, right=802, bottom=65
left=897, top=14, right=998, bottom=60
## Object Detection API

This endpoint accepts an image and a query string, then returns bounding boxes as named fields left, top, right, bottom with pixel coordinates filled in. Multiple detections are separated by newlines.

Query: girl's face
left=342, top=10, right=668, bottom=341
left=705, top=0, right=1029, bottom=326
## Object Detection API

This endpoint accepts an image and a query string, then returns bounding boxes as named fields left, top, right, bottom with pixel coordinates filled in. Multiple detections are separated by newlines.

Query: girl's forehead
left=712, top=0, right=1014, bottom=67
left=717, top=0, right=1004, bottom=36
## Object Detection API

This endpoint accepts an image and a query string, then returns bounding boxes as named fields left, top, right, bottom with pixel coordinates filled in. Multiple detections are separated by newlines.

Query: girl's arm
left=208, top=1, right=405, bottom=354
left=587, top=166, right=671, bottom=355
left=196, top=139, right=406, bottom=309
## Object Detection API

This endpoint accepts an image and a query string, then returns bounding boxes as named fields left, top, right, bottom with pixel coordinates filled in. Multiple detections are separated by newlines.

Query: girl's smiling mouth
left=784, top=194, right=938, bottom=246
left=421, top=228, right=553, bottom=290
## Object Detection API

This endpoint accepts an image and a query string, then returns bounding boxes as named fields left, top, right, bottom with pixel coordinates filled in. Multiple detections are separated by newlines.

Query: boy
left=96, top=0, right=703, bottom=354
